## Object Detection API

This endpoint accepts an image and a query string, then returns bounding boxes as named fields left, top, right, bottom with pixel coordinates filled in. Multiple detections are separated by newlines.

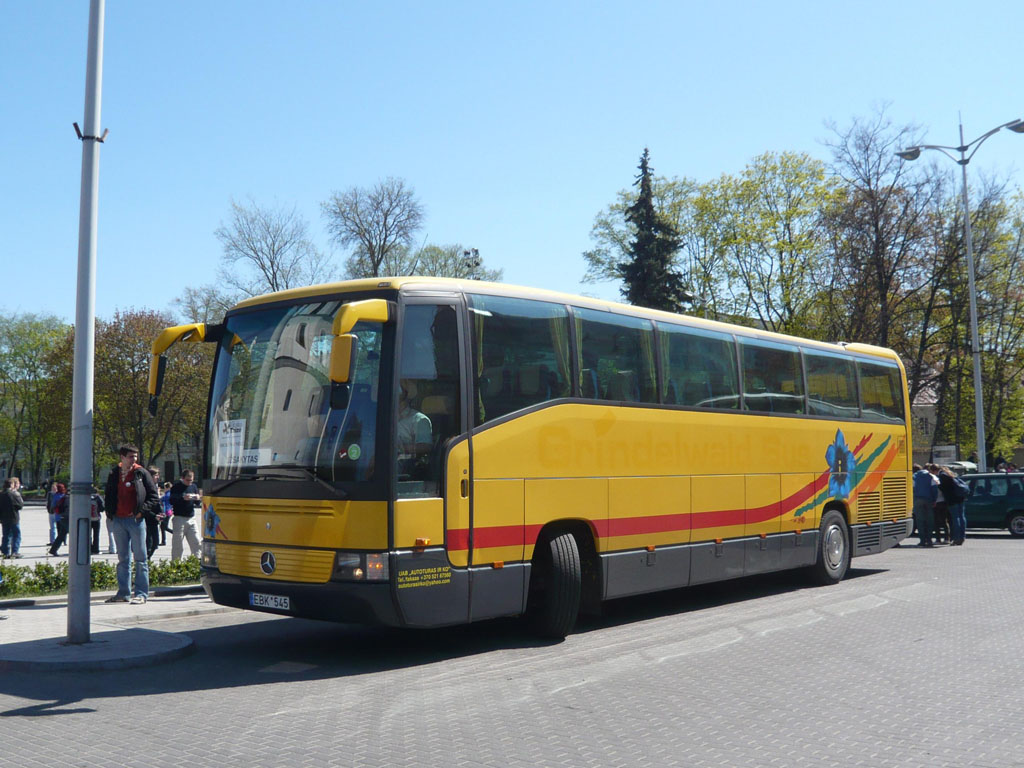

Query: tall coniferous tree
left=618, top=149, right=690, bottom=311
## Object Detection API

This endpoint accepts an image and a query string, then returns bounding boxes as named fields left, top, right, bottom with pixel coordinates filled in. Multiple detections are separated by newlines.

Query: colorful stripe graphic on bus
left=450, top=429, right=901, bottom=558
left=792, top=430, right=897, bottom=520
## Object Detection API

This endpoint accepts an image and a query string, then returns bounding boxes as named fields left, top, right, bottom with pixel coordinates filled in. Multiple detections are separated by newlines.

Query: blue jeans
left=1, top=521, right=20, bottom=555
left=48, top=512, right=57, bottom=544
left=111, top=516, right=149, bottom=598
left=949, top=502, right=967, bottom=543
left=913, top=498, right=934, bottom=544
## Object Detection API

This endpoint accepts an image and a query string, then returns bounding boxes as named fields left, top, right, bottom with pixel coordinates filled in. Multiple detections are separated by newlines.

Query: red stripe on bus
left=853, top=433, right=873, bottom=455
left=447, top=468, right=837, bottom=550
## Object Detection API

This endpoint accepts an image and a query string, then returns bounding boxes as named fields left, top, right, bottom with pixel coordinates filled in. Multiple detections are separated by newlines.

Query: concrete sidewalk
left=1, top=501, right=229, bottom=672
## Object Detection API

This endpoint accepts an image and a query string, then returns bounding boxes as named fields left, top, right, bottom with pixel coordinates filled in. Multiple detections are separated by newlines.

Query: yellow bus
left=150, top=277, right=912, bottom=638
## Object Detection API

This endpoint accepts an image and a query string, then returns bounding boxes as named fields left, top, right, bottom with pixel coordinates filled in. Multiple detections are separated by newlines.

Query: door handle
left=460, top=478, right=468, bottom=498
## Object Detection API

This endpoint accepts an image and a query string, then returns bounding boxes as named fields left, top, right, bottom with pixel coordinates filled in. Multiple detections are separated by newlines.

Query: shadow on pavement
left=0, top=564, right=890, bottom=712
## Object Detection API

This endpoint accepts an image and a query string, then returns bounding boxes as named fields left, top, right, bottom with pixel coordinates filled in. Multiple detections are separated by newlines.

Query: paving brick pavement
left=0, top=500, right=222, bottom=671
left=1, top=533, right=1023, bottom=767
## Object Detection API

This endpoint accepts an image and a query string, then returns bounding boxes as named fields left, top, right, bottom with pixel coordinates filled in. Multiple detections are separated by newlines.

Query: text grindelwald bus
left=149, top=278, right=912, bottom=638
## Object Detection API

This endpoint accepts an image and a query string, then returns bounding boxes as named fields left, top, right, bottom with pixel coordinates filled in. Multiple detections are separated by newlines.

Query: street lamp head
left=1007, top=119, right=1024, bottom=134
left=896, top=147, right=922, bottom=161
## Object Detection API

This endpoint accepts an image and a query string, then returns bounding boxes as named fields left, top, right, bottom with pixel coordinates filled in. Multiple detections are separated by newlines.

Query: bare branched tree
left=321, top=177, right=425, bottom=278
left=172, top=283, right=239, bottom=325
left=215, top=198, right=334, bottom=296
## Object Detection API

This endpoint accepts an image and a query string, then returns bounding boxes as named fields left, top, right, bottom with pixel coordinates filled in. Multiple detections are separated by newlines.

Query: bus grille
left=882, top=477, right=908, bottom=518
left=211, top=499, right=334, bottom=517
left=216, top=543, right=334, bottom=583
left=856, top=526, right=881, bottom=550
left=857, top=491, right=882, bottom=523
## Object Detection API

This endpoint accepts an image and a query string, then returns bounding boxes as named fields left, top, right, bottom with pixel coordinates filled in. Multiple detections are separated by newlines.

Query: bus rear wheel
left=808, top=509, right=850, bottom=585
left=527, top=532, right=582, bottom=640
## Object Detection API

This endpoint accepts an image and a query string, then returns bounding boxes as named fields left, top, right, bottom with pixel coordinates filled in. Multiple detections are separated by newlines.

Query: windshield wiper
left=253, top=467, right=349, bottom=498
left=209, top=467, right=348, bottom=498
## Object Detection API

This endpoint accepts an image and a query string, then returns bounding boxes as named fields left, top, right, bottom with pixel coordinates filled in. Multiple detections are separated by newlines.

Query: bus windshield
left=207, top=300, right=384, bottom=484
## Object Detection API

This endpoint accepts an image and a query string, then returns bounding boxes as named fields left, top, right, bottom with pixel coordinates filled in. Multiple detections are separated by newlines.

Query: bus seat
left=581, top=368, right=600, bottom=399
left=607, top=371, right=637, bottom=402
left=518, top=365, right=543, bottom=397
left=682, top=377, right=711, bottom=406
left=665, top=379, right=679, bottom=405
left=481, top=367, right=507, bottom=398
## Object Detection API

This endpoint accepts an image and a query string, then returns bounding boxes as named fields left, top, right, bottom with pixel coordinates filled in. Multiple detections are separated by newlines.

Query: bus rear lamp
left=201, top=541, right=217, bottom=568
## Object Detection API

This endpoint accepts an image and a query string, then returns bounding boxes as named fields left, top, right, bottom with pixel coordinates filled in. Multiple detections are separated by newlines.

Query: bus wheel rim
left=824, top=524, right=845, bottom=570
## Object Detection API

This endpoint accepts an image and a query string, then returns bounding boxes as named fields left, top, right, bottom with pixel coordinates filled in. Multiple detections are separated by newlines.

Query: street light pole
left=957, top=122, right=986, bottom=473
left=68, top=0, right=107, bottom=644
left=897, top=117, right=1024, bottom=473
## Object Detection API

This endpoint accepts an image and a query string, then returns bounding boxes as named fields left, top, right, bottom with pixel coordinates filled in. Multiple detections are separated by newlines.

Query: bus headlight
left=201, top=540, right=217, bottom=568
left=332, top=552, right=389, bottom=582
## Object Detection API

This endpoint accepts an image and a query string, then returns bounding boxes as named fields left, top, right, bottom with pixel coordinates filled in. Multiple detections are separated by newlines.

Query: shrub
left=0, top=555, right=201, bottom=599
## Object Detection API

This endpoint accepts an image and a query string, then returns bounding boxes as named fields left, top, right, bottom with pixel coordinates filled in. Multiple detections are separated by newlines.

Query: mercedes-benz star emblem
left=260, top=551, right=276, bottom=575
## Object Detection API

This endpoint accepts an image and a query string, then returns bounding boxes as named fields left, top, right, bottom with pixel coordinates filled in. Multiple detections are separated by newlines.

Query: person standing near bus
left=103, top=445, right=160, bottom=604
left=45, top=480, right=58, bottom=545
left=912, top=463, right=938, bottom=547
left=144, top=465, right=164, bottom=559
left=0, top=477, right=24, bottom=558
left=937, top=467, right=969, bottom=546
left=169, top=469, right=202, bottom=561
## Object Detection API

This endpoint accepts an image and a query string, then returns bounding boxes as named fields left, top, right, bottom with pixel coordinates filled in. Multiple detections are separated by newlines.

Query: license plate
left=250, top=592, right=290, bottom=611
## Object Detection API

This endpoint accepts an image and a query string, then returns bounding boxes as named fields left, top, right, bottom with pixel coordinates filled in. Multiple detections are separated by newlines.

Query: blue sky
left=3, top=0, right=1023, bottom=323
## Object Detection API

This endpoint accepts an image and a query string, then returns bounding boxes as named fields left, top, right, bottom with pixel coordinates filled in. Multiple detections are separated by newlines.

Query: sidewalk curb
left=0, top=628, right=196, bottom=672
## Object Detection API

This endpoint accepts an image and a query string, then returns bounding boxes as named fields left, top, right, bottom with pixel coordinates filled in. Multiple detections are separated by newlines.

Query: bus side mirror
left=147, top=322, right=221, bottom=415
left=148, top=356, right=168, bottom=416
left=329, top=334, right=356, bottom=384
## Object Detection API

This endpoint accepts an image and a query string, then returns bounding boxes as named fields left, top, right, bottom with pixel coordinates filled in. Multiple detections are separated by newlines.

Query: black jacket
left=104, top=465, right=160, bottom=520
left=169, top=480, right=200, bottom=518
left=0, top=489, right=23, bottom=526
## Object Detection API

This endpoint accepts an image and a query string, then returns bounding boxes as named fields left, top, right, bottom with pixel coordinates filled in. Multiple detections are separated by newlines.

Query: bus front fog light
left=364, top=553, right=389, bottom=581
left=201, top=541, right=217, bottom=568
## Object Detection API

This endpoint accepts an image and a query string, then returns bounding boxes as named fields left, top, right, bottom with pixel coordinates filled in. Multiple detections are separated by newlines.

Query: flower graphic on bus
left=204, top=504, right=226, bottom=539
left=826, top=429, right=857, bottom=499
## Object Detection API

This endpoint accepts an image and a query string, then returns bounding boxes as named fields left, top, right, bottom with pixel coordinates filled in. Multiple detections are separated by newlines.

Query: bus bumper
left=201, top=568, right=402, bottom=626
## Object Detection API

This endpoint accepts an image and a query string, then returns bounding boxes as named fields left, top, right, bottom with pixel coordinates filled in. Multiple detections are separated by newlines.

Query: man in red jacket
left=102, top=444, right=160, bottom=604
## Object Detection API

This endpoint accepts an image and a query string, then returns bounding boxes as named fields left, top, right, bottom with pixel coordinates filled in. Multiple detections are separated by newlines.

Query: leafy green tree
left=0, top=314, right=70, bottom=482
left=90, top=309, right=211, bottom=471
left=719, top=152, right=838, bottom=337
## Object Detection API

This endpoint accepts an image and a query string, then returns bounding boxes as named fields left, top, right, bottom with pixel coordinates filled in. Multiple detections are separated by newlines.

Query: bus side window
left=859, top=361, right=905, bottom=423
left=575, top=308, right=657, bottom=404
left=740, top=339, right=805, bottom=415
left=468, top=295, right=571, bottom=424
left=658, top=322, right=738, bottom=409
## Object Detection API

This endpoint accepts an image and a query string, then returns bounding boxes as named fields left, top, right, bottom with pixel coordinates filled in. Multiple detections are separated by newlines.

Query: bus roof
left=229, top=276, right=902, bottom=364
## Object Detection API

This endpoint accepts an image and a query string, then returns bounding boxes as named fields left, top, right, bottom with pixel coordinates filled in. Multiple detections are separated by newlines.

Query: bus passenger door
left=392, top=297, right=471, bottom=626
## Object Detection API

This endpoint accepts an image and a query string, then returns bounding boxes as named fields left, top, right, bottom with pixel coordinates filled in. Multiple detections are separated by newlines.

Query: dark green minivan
left=962, top=473, right=1024, bottom=537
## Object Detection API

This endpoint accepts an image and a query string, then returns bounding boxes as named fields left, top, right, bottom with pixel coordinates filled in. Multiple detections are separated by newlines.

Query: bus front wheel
left=808, top=510, right=850, bottom=585
left=527, top=532, right=582, bottom=640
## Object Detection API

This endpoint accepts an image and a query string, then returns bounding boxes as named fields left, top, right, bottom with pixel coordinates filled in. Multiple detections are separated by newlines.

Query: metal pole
left=68, top=0, right=106, bottom=644
left=959, top=120, right=987, bottom=472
